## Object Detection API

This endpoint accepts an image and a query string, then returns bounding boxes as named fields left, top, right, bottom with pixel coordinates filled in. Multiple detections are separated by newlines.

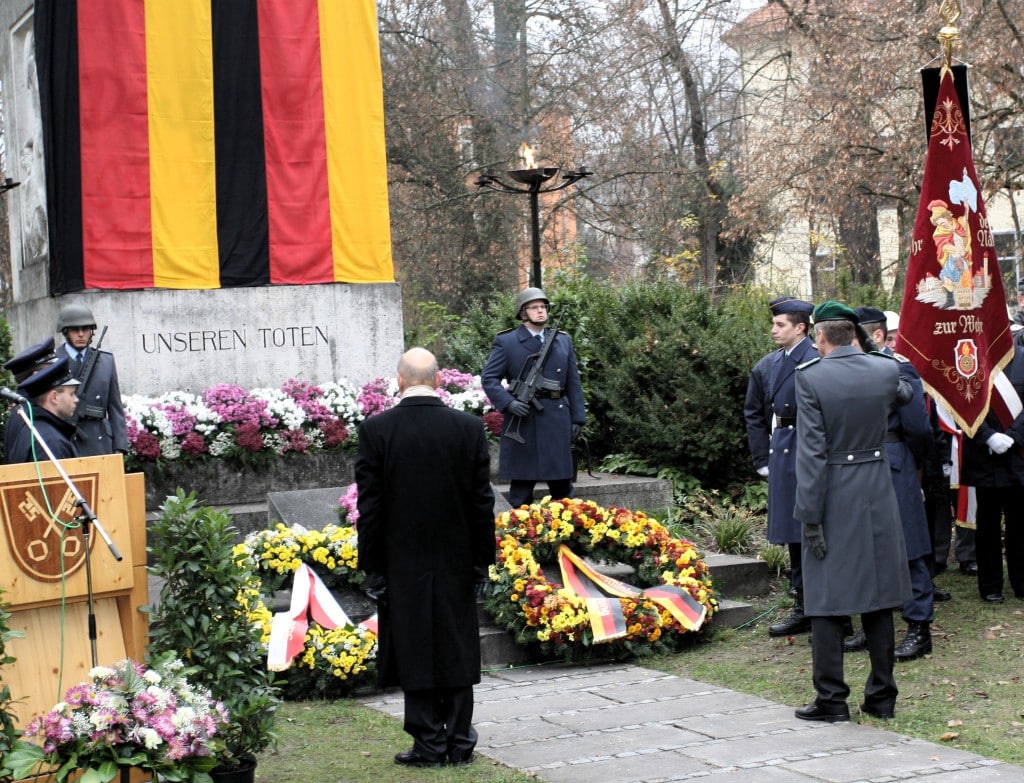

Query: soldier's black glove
left=362, top=573, right=388, bottom=603
left=474, top=566, right=490, bottom=600
left=507, top=400, right=530, bottom=417
left=571, top=424, right=582, bottom=441
left=804, top=523, right=827, bottom=560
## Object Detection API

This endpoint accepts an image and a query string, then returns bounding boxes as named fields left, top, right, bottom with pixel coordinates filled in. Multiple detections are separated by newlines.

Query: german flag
left=35, top=0, right=393, bottom=293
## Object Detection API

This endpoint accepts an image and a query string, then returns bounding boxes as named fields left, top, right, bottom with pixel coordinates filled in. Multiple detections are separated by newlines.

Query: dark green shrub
left=146, top=490, right=279, bottom=770
left=0, top=589, right=23, bottom=781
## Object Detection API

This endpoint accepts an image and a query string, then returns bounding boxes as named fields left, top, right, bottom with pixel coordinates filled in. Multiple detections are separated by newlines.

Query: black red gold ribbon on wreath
left=557, top=544, right=707, bottom=643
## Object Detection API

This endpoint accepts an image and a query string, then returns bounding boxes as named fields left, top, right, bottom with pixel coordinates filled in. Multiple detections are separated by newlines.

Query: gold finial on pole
left=937, top=0, right=962, bottom=69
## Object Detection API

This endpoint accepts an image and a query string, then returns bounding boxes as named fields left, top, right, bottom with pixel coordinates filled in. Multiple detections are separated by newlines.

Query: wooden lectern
left=0, top=455, right=149, bottom=732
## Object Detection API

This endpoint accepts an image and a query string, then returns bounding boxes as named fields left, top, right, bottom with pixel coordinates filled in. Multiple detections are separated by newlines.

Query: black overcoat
left=961, top=345, right=1024, bottom=487
left=356, top=396, right=496, bottom=690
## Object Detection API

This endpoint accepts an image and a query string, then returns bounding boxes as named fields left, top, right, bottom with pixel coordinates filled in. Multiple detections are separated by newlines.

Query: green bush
left=146, top=490, right=279, bottom=771
left=0, top=588, right=24, bottom=780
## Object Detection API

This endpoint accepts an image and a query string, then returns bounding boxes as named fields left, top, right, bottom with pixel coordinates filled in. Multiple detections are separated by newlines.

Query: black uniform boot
left=894, top=621, right=932, bottom=661
left=769, top=596, right=811, bottom=637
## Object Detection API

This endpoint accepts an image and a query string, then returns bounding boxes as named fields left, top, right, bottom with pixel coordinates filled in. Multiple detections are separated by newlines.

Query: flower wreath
left=233, top=523, right=378, bottom=698
left=483, top=497, right=717, bottom=660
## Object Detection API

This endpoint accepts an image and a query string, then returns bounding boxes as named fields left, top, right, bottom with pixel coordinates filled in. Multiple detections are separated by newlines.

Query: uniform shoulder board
left=869, top=350, right=897, bottom=360
left=796, top=356, right=821, bottom=370
left=891, top=351, right=911, bottom=363
left=497, top=327, right=515, bottom=335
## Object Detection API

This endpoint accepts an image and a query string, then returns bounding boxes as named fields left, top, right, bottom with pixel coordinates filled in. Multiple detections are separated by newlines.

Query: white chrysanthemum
left=262, top=432, right=286, bottom=453
left=320, top=380, right=363, bottom=424
left=140, top=727, right=163, bottom=750
left=208, top=432, right=234, bottom=456
left=252, top=388, right=307, bottom=430
left=160, top=438, right=181, bottom=460
left=88, top=665, right=115, bottom=679
left=172, top=705, right=198, bottom=730
left=142, top=669, right=162, bottom=685
left=145, top=685, right=173, bottom=711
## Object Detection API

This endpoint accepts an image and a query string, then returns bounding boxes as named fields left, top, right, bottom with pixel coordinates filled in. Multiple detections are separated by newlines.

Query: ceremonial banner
left=895, top=65, right=1015, bottom=436
left=557, top=544, right=706, bottom=643
left=34, top=0, right=394, bottom=293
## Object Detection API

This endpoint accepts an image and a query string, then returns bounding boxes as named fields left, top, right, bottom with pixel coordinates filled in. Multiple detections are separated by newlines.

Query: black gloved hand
left=571, top=423, right=582, bottom=441
left=474, top=565, right=490, bottom=600
left=804, top=524, right=827, bottom=560
left=362, top=573, right=388, bottom=603
left=506, top=400, right=530, bottom=417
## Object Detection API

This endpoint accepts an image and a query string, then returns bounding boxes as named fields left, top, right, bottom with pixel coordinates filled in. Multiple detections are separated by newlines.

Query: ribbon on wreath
left=556, top=544, right=706, bottom=643
left=266, top=563, right=378, bottom=671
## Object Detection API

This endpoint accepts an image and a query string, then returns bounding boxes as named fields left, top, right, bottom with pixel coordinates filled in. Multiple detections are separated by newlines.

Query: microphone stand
left=13, top=404, right=122, bottom=667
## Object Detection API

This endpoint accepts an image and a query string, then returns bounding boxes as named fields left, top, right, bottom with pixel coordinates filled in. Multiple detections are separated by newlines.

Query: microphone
left=0, top=387, right=27, bottom=405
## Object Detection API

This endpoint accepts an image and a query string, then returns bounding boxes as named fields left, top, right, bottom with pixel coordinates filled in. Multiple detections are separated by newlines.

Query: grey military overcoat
left=793, top=345, right=912, bottom=617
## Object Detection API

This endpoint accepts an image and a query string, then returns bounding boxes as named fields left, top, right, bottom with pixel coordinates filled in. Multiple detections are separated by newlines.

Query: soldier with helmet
left=57, top=303, right=128, bottom=457
left=481, top=288, right=586, bottom=508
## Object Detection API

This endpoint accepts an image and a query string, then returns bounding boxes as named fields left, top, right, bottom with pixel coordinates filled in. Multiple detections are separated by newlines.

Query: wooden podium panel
left=0, top=456, right=148, bottom=730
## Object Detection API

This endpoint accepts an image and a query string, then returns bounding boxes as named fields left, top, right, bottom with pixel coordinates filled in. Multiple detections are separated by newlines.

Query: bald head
left=397, top=347, right=440, bottom=391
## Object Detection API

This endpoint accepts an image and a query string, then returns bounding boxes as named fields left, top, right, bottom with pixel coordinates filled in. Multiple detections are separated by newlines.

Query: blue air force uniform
left=481, top=325, right=586, bottom=484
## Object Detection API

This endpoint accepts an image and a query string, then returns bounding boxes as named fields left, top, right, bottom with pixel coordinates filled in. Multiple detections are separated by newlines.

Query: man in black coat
left=3, top=357, right=81, bottom=464
left=356, top=347, right=496, bottom=768
left=959, top=344, right=1024, bottom=603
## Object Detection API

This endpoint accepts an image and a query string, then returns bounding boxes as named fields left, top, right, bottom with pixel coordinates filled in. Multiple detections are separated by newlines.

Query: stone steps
left=147, top=467, right=770, bottom=666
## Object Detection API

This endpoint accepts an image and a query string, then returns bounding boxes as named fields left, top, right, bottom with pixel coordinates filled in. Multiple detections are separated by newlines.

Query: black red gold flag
left=895, top=65, right=1015, bottom=437
left=34, top=0, right=394, bottom=293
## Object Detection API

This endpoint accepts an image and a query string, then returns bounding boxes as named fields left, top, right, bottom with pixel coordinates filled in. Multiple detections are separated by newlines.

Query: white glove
left=941, top=463, right=952, bottom=478
left=986, top=432, right=1015, bottom=455
left=756, top=466, right=769, bottom=478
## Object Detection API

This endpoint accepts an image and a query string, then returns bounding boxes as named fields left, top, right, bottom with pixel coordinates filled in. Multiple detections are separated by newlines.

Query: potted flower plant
left=2, top=653, right=226, bottom=783
left=146, top=490, right=279, bottom=782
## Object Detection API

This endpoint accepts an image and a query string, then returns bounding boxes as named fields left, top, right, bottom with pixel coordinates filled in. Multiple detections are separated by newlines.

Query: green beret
left=813, top=301, right=859, bottom=324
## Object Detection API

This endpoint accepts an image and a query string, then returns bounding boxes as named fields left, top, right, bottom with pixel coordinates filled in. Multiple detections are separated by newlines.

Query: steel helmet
left=57, top=303, right=97, bottom=332
left=514, top=287, right=549, bottom=319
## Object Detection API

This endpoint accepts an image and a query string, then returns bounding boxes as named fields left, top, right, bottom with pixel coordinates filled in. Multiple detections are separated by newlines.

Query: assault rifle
left=504, top=310, right=564, bottom=444
left=69, top=325, right=107, bottom=429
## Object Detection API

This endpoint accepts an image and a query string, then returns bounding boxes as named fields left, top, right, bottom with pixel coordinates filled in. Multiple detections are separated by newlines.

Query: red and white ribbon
left=266, top=563, right=354, bottom=671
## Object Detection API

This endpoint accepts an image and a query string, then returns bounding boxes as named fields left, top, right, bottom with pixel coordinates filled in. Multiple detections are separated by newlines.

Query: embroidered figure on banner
left=915, top=169, right=993, bottom=312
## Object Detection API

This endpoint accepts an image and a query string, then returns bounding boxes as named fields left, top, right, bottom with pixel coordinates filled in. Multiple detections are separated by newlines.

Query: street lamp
left=476, top=151, right=591, bottom=289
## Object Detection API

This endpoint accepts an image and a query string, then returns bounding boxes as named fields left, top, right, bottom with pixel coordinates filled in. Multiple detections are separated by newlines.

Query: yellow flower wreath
left=483, top=497, right=717, bottom=659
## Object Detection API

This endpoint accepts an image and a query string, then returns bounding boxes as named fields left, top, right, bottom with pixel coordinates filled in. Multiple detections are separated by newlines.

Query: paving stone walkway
left=359, top=662, right=1024, bottom=782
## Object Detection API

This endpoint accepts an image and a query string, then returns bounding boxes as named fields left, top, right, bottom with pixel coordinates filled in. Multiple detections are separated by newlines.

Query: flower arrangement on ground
left=123, top=372, right=495, bottom=468
left=233, top=519, right=378, bottom=699
left=2, top=653, right=227, bottom=783
left=484, top=497, right=717, bottom=660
